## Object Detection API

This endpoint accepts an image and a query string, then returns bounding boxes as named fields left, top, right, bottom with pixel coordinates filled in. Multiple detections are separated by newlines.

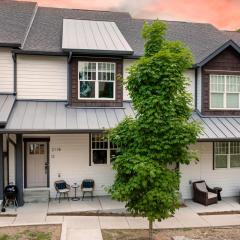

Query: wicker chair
left=54, top=180, right=70, bottom=203
left=192, top=180, right=218, bottom=206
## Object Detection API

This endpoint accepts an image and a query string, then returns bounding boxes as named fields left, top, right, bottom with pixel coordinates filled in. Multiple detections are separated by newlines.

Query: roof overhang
left=0, top=42, right=21, bottom=48
left=62, top=19, right=134, bottom=56
left=0, top=94, right=16, bottom=127
left=194, top=40, right=240, bottom=67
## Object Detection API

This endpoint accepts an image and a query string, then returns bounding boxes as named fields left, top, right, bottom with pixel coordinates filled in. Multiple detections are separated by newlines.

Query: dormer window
left=210, top=75, right=240, bottom=109
left=78, top=62, right=115, bottom=100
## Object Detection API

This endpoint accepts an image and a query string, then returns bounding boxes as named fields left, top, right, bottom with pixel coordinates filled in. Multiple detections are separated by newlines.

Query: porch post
left=0, top=134, right=4, bottom=200
left=16, top=134, right=24, bottom=206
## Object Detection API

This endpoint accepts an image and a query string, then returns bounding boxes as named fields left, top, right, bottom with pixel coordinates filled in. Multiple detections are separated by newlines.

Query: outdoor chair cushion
left=82, top=188, right=93, bottom=192
left=195, top=182, right=208, bottom=192
left=208, top=192, right=217, bottom=199
left=82, top=180, right=94, bottom=188
left=58, top=188, right=69, bottom=193
left=56, top=182, right=67, bottom=190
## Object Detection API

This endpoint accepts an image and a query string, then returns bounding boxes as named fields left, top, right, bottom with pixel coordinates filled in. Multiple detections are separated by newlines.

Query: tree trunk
left=149, top=220, right=153, bottom=240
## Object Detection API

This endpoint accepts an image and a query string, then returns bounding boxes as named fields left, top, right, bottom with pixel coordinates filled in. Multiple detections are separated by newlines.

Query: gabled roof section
left=0, top=95, right=15, bottom=127
left=0, top=0, right=37, bottom=47
left=62, top=19, right=133, bottom=55
left=194, top=40, right=240, bottom=67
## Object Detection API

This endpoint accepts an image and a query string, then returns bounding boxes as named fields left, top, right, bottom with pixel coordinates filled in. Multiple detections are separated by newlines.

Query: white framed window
left=210, top=75, right=240, bottom=109
left=78, top=62, right=116, bottom=100
left=214, top=142, right=240, bottom=169
left=91, top=133, right=117, bottom=165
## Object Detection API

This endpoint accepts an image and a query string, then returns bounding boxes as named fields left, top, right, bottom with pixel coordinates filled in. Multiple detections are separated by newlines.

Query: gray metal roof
left=2, top=99, right=240, bottom=140
left=192, top=112, right=240, bottom=140
left=3, top=101, right=135, bottom=133
left=0, top=0, right=36, bottom=47
left=0, top=95, right=15, bottom=126
left=62, top=19, right=133, bottom=55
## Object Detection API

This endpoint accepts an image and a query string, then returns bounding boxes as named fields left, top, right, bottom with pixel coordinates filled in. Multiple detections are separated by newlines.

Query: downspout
left=66, top=51, right=73, bottom=107
left=12, top=53, right=17, bottom=95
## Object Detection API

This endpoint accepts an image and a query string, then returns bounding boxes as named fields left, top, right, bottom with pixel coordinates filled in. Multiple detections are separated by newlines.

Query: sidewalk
left=1, top=204, right=240, bottom=240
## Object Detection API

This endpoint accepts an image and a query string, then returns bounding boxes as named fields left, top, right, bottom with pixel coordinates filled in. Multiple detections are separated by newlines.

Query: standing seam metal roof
left=2, top=100, right=240, bottom=140
left=0, top=95, right=16, bottom=125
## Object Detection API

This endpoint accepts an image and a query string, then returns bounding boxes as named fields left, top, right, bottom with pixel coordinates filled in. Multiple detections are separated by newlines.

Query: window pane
left=93, top=150, right=107, bottom=164
left=215, top=155, right=227, bottom=168
left=99, top=82, right=114, bottom=98
left=230, top=142, right=240, bottom=154
left=211, top=93, right=224, bottom=108
left=210, top=75, right=224, bottom=92
left=230, top=155, right=240, bottom=168
left=80, top=81, right=95, bottom=98
left=226, top=93, right=239, bottom=108
left=215, top=142, right=228, bottom=154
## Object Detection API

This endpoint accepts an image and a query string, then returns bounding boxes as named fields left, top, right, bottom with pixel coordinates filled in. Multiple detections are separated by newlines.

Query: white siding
left=196, top=67, right=202, bottom=111
left=0, top=48, right=14, bottom=93
left=180, top=142, right=240, bottom=199
left=23, top=134, right=115, bottom=198
left=17, top=55, right=68, bottom=100
left=123, top=59, right=135, bottom=101
left=123, top=59, right=196, bottom=102
left=185, top=70, right=195, bottom=106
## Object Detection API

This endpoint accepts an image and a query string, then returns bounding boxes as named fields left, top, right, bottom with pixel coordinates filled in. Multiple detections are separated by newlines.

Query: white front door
left=26, top=142, right=48, bottom=188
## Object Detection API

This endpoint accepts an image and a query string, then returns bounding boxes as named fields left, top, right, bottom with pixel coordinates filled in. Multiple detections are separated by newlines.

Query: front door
left=26, top=141, right=48, bottom=188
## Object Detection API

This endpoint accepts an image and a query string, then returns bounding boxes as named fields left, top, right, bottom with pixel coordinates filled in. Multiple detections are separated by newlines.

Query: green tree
left=109, top=20, right=201, bottom=240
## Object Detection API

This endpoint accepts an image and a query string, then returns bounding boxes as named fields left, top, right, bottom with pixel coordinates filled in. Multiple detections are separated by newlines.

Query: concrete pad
left=13, top=213, right=46, bottom=225
left=0, top=217, right=15, bottom=226
left=126, top=217, right=149, bottom=229
left=174, top=213, right=209, bottom=228
left=154, top=217, right=183, bottom=229
left=64, top=216, right=100, bottom=229
left=67, top=228, right=103, bottom=240
left=201, top=214, right=240, bottom=226
left=99, top=216, right=129, bottom=229
left=17, top=202, right=48, bottom=214
left=99, top=196, right=126, bottom=210
left=45, top=215, right=64, bottom=223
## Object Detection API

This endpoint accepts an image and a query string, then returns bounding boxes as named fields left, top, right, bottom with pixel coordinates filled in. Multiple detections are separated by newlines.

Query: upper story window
left=214, top=142, right=240, bottom=169
left=210, top=75, right=240, bottom=109
left=78, top=62, right=115, bottom=100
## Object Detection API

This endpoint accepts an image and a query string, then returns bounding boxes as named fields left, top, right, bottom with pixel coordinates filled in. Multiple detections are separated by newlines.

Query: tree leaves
left=108, top=20, right=201, bottom=224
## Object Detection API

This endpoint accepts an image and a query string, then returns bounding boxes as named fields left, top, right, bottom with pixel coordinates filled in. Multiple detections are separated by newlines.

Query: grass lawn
left=102, top=226, right=240, bottom=240
left=0, top=225, right=61, bottom=240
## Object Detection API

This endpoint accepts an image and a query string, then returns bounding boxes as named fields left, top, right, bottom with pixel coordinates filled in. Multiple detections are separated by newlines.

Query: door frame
left=23, top=138, right=50, bottom=188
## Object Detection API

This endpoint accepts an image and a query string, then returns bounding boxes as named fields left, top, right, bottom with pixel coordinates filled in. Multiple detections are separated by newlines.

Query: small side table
left=214, top=187, right=222, bottom=201
left=71, top=183, right=80, bottom=201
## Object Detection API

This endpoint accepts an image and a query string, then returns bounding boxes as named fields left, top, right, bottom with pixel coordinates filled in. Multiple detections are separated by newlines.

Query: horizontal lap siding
left=21, top=134, right=114, bottom=197
left=180, top=142, right=240, bottom=199
left=17, top=56, right=67, bottom=100
left=0, top=48, right=14, bottom=93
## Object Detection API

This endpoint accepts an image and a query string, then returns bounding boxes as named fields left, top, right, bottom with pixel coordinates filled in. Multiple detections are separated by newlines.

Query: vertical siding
left=180, top=142, right=240, bottom=199
left=0, top=48, right=14, bottom=93
left=8, top=141, right=16, bottom=184
left=17, top=55, right=68, bottom=100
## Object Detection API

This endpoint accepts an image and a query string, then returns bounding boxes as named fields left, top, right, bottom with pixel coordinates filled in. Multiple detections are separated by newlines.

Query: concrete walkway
left=1, top=198, right=240, bottom=239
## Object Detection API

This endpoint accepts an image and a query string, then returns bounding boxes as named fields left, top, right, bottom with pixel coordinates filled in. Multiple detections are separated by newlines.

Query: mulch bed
left=102, top=226, right=240, bottom=240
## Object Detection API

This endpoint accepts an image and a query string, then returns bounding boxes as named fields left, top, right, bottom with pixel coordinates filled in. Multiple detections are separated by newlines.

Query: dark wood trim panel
left=24, top=138, right=50, bottom=188
left=69, top=56, right=123, bottom=107
left=202, top=46, right=240, bottom=116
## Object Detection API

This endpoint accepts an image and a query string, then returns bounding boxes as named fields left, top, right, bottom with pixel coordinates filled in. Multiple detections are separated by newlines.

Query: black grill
left=4, top=185, right=18, bottom=199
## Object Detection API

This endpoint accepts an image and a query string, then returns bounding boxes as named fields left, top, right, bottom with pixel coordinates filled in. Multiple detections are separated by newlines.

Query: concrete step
left=24, top=189, right=49, bottom=203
